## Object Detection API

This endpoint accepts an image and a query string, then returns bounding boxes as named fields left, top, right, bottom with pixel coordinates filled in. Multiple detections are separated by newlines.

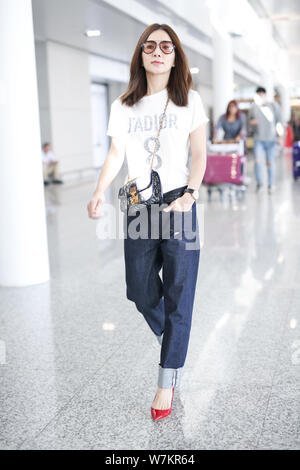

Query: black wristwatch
left=184, top=187, right=199, bottom=201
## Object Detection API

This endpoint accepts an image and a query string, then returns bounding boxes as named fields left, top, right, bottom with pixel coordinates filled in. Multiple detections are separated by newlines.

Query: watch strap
left=184, top=188, right=196, bottom=200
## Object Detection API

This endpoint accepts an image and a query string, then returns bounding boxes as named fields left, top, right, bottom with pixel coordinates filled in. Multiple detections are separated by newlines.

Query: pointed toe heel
left=151, top=387, right=174, bottom=422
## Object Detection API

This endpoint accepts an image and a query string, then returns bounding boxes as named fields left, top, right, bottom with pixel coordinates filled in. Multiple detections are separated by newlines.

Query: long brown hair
left=120, top=24, right=193, bottom=107
left=226, top=100, right=240, bottom=119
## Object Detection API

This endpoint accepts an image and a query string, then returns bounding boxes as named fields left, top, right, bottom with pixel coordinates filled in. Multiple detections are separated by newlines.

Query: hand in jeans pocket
left=163, top=195, right=194, bottom=213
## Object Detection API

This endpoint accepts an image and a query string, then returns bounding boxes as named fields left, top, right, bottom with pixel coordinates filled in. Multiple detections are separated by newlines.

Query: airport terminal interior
left=1, top=0, right=300, bottom=450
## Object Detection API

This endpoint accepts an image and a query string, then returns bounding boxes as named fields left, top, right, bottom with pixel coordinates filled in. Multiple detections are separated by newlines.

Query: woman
left=87, top=23, right=208, bottom=421
left=213, top=100, right=246, bottom=142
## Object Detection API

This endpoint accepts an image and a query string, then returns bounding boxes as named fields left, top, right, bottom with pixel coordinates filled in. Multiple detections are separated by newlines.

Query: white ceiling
left=32, top=0, right=142, bottom=64
left=247, top=0, right=300, bottom=87
left=32, top=0, right=213, bottom=87
left=250, top=0, right=300, bottom=53
left=32, top=0, right=257, bottom=89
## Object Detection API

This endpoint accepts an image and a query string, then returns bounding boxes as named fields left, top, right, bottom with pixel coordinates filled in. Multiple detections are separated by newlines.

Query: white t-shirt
left=106, top=87, right=209, bottom=194
left=41, top=150, right=57, bottom=166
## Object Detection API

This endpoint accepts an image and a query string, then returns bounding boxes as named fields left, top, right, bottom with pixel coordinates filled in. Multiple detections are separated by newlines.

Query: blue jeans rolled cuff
left=158, top=364, right=183, bottom=388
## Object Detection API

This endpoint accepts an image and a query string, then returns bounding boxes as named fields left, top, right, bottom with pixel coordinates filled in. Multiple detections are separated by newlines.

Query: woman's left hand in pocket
left=163, top=193, right=194, bottom=212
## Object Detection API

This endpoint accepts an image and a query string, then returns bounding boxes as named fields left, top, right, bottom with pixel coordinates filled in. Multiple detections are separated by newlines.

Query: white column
left=0, top=0, right=50, bottom=286
left=212, top=28, right=234, bottom=124
left=277, top=84, right=291, bottom=124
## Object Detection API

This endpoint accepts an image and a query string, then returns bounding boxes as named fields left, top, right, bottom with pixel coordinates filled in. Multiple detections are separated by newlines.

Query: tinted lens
left=160, top=41, right=174, bottom=53
left=143, top=41, right=156, bottom=53
left=142, top=41, right=174, bottom=54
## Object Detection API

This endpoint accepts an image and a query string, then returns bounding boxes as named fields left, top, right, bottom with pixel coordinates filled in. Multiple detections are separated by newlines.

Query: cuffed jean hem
left=158, top=365, right=183, bottom=388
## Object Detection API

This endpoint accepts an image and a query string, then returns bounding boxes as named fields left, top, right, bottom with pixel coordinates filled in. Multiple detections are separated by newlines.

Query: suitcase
left=203, top=153, right=246, bottom=185
left=293, top=141, right=300, bottom=180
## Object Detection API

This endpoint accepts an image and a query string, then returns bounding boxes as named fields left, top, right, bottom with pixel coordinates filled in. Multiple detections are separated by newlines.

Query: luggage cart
left=204, top=140, right=248, bottom=202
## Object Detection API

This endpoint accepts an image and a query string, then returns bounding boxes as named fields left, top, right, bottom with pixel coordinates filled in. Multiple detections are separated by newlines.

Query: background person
left=41, top=142, right=63, bottom=185
left=248, top=86, right=283, bottom=194
left=292, top=115, right=300, bottom=142
left=213, top=99, right=247, bottom=143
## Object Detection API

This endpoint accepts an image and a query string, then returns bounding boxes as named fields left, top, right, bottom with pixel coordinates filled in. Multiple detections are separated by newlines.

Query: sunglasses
left=141, top=40, right=176, bottom=54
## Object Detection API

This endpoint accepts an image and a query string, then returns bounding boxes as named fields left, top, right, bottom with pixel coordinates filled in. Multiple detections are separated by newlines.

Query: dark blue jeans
left=123, top=185, right=200, bottom=388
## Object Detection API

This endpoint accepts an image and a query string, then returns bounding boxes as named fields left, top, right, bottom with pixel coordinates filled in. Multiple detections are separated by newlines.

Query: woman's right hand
left=87, top=192, right=105, bottom=219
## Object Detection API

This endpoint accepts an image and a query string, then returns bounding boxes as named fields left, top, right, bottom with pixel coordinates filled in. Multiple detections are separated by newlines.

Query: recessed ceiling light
left=190, top=67, right=199, bottom=74
left=84, top=29, right=101, bottom=38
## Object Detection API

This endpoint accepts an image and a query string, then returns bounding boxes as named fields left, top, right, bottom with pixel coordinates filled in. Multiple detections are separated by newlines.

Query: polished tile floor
left=1, top=150, right=300, bottom=450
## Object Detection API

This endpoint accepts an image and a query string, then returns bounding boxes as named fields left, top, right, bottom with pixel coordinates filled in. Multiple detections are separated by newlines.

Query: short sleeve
left=273, top=102, right=283, bottom=124
left=106, top=97, right=128, bottom=138
left=190, top=91, right=209, bottom=133
left=240, top=112, right=247, bottom=137
left=248, top=104, right=255, bottom=121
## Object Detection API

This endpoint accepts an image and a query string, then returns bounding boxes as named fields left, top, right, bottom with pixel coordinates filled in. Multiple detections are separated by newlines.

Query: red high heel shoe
left=151, top=387, right=174, bottom=421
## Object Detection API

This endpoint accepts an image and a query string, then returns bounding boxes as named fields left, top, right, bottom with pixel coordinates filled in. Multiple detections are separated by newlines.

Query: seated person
left=41, top=142, right=63, bottom=185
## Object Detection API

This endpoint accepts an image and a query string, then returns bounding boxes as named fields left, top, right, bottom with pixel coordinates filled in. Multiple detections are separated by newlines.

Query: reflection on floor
left=1, top=150, right=300, bottom=450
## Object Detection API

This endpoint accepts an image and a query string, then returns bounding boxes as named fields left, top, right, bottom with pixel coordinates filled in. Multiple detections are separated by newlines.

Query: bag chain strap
left=126, top=95, right=170, bottom=183
left=149, top=96, right=170, bottom=172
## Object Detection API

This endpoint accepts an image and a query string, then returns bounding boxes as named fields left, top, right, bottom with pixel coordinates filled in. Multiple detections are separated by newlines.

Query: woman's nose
left=153, top=44, right=161, bottom=56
